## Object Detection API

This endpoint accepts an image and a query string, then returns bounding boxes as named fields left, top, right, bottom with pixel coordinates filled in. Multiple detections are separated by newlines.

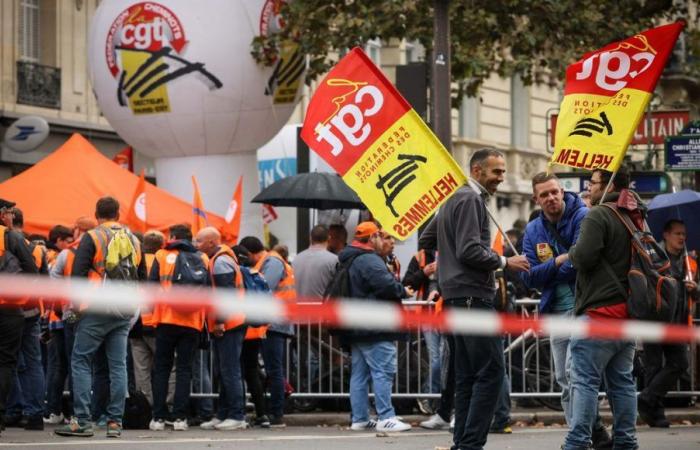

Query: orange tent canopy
left=0, top=133, right=227, bottom=236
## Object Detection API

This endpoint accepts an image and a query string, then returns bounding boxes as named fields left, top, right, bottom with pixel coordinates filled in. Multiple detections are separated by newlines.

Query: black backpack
left=0, top=228, right=21, bottom=274
left=172, top=251, right=208, bottom=286
left=322, top=251, right=369, bottom=301
left=601, top=204, right=679, bottom=322
left=122, top=390, right=152, bottom=429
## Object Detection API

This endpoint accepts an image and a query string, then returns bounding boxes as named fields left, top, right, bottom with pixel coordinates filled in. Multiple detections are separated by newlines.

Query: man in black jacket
left=420, top=148, right=529, bottom=450
left=0, top=198, right=38, bottom=437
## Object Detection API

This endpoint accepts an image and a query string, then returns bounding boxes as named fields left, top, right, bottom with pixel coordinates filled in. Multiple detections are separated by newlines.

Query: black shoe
left=591, top=425, right=613, bottom=450
left=24, top=415, right=44, bottom=431
left=269, top=416, right=286, bottom=428
left=3, top=415, right=22, bottom=428
left=254, top=415, right=271, bottom=428
left=650, top=417, right=671, bottom=428
left=637, top=395, right=658, bottom=427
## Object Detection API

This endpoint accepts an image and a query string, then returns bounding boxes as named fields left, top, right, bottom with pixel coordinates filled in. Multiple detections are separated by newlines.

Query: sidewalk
left=283, top=405, right=700, bottom=427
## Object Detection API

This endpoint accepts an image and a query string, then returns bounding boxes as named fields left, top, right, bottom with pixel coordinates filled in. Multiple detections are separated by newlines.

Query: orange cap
left=354, top=221, right=379, bottom=239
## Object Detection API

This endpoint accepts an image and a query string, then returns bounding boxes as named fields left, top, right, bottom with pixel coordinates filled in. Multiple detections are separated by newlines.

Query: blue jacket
left=521, top=192, right=588, bottom=313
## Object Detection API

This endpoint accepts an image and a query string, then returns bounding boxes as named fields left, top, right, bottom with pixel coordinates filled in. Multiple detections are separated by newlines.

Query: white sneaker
left=149, top=419, right=165, bottom=431
left=200, top=418, right=222, bottom=430
left=449, top=415, right=455, bottom=433
left=44, top=413, right=65, bottom=424
left=420, top=414, right=450, bottom=430
left=350, top=419, right=378, bottom=431
left=215, top=419, right=247, bottom=430
left=376, top=417, right=411, bottom=432
left=173, top=419, right=188, bottom=431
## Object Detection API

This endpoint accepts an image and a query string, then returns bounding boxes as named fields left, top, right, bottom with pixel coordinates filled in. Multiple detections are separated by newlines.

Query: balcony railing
left=16, top=60, right=61, bottom=109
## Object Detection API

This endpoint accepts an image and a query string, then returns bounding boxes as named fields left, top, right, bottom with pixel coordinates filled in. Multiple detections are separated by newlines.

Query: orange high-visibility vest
left=151, top=249, right=209, bottom=331
left=207, top=245, right=246, bottom=332
left=46, top=249, right=59, bottom=271
left=140, top=253, right=157, bottom=327
left=255, top=250, right=296, bottom=303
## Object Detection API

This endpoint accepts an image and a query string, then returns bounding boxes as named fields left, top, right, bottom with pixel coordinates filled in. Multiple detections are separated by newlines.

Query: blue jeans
left=152, top=324, right=198, bottom=420
left=551, top=333, right=573, bottom=425
left=192, top=348, right=214, bottom=419
left=262, top=331, right=287, bottom=419
left=71, top=313, right=131, bottom=425
left=422, top=329, right=442, bottom=394
left=90, top=344, right=110, bottom=422
left=8, top=315, right=46, bottom=418
left=213, top=327, right=247, bottom=421
left=350, top=340, right=397, bottom=422
left=564, top=333, right=638, bottom=450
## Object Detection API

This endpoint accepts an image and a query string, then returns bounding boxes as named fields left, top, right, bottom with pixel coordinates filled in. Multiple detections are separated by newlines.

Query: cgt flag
left=300, top=48, right=466, bottom=240
left=221, top=176, right=243, bottom=245
left=126, top=169, right=147, bottom=233
left=551, top=22, right=684, bottom=172
left=192, top=175, right=208, bottom=234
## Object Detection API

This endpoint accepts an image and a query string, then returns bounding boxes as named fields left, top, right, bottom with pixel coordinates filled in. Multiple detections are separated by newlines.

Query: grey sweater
left=419, top=183, right=502, bottom=300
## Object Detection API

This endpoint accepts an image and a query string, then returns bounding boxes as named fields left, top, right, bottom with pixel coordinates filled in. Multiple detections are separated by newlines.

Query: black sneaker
left=637, top=395, right=658, bottom=427
left=3, top=415, right=22, bottom=428
left=269, top=416, right=286, bottom=428
left=254, top=415, right=271, bottom=428
left=24, top=415, right=44, bottom=431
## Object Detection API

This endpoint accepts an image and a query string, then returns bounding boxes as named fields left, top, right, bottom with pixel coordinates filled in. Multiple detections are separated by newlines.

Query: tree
left=252, top=0, right=697, bottom=98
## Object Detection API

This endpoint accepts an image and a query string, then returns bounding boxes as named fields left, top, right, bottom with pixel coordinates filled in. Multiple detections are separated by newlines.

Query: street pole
left=432, top=0, right=451, bottom=152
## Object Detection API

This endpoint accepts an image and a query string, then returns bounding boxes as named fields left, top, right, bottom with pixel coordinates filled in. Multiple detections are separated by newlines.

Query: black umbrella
left=251, top=172, right=365, bottom=210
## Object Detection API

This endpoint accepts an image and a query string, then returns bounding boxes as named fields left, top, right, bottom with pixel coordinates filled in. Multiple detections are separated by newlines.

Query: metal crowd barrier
left=188, top=298, right=699, bottom=411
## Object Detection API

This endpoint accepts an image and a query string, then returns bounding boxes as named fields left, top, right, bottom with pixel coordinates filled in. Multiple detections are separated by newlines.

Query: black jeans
left=152, top=324, right=198, bottom=420
left=0, top=309, right=24, bottom=421
left=436, top=333, right=455, bottom=423
left=641, top=342, right=689, bottom=415
left=241, top=339, right=266, bottom=417
left=447, top=298, right=504, bottom=450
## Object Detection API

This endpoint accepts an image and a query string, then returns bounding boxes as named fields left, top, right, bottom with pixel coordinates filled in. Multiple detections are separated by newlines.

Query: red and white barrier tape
left=0, top=274, right=697, bottom=343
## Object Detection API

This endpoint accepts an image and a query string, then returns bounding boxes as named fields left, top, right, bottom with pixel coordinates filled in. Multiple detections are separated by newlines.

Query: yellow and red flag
left=221, top=176, right=243, bottom=245
left=192, top=175, right=208, bottom=234
left=126, top=169, right=147, bottom=233
left=300, top=48, right=466, bottom=240
left=551, top=22, right=684, bottom=172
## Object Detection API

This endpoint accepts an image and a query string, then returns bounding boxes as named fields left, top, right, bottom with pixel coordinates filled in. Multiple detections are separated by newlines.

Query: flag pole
left=598, top=170, right=619, bottom=205
left=484, top=206, right=519, bottom=256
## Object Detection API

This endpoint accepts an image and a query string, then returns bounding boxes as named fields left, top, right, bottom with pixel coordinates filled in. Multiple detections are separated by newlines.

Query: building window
left=459, top=94, right=479, bottom=139
left=19, top=0, right=40, bottom=62
left=365, top=39, right=382, bottom=66
left=511, top=76, right=530, bottom=148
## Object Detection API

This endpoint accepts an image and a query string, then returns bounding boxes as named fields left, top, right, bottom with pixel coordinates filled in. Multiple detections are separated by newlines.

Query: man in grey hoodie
left=420, top=148, right=529, bottom=450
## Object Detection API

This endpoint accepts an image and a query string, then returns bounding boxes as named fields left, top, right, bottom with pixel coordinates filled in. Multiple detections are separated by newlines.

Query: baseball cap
left=354, top=221, right=379, bottom=239
left=0, top=198, right=16, bottom=210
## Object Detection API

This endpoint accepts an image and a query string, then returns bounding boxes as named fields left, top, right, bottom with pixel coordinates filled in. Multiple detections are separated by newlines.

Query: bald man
left=194, top=227, right=248, bottom=430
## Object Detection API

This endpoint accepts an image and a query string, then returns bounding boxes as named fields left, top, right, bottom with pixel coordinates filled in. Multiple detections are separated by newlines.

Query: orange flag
left=492, top=229, right=504, bottom=256
left=126, top=169, right=147, bottom=233
left=221, top=176, right=243, bottom=245
left=192, top=176, right=208, bottom=234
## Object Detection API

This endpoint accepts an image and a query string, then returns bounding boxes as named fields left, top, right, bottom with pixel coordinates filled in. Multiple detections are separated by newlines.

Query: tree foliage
left=252, top=0, right=698, bottom=97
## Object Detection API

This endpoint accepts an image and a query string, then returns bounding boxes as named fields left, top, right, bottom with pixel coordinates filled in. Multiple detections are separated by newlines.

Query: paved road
left=2, top=424, right=700, bottom=449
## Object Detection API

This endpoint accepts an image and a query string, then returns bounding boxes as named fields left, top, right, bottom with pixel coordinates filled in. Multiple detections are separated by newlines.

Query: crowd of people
left=0, top=147, right=697, bottom=449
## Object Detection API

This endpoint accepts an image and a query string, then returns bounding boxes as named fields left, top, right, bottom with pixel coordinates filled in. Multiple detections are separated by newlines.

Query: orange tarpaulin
left=0, top=133, right=228, bottom=236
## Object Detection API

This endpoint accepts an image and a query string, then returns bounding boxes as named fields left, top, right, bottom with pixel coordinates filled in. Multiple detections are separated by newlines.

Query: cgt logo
left=575, top=34, right=656, bottom=92
left=314, top=79, right=384, bottom=156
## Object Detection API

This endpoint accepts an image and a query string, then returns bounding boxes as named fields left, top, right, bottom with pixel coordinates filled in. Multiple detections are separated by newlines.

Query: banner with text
left=301, top=48, right=466, bottom=239
left=551, top=22, right=684, bottom=172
